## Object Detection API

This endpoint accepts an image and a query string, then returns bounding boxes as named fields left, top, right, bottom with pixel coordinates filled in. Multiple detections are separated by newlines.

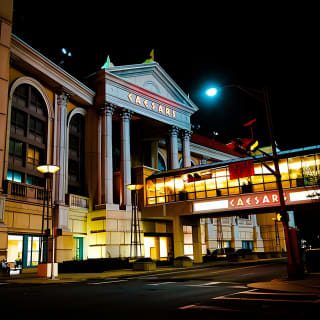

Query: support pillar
left=192, top=219, right=203, bottom=263
left=55, top=91, right=69, bottom=231
left=252, top=214, right=264, bottom=252
left=101, top=104, right=115, bottom=206
left=231, top=216, right=242, bottom=250
left=182, top=130, right=192, bottom=168
left=120, top=110, right=132, bottom=209
left=172, top=216, right=184, bottom=258
left=96, top=110, right=102, bottom=205
left=150, top=140, right=159, bottom=169
left=169, top=126, right=179, bottom=169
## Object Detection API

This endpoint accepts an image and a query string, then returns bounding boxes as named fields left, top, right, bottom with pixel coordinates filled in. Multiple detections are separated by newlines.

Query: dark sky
left=12, top=1, right=319, bottom=150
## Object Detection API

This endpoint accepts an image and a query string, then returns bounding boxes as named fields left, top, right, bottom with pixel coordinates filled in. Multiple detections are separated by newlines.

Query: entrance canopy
left=144, top=145, right=320, bottom=217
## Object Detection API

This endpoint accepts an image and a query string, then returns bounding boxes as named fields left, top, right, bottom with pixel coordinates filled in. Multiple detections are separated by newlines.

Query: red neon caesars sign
left=229, top=191, right=287, bottom=209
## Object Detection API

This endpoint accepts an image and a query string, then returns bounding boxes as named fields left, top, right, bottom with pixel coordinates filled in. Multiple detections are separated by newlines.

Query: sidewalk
left=248, top=273, right=320, bottom=294
left=1, top=257, right=320, bottom=295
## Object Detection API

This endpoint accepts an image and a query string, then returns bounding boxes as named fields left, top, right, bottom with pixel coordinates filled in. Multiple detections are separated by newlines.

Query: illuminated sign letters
left=128, top=93, right=176, bottom=118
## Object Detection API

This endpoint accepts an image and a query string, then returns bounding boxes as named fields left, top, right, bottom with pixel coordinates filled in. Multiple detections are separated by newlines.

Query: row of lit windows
left=146, top=153, right=320, bottom=204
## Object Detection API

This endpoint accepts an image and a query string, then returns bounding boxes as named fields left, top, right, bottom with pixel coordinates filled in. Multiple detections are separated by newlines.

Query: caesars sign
left=128, top=93, right=176, bottom=118
left=193, top=187, right=320, bottom=213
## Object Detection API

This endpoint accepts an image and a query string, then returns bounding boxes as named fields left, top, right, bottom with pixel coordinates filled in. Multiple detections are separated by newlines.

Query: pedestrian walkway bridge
left=144, top=145, right=320, bottom=217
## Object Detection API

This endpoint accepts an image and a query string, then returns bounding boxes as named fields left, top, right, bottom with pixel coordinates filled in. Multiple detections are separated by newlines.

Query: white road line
left=88, top=279, right=128, bottom=285
left=147, top=282, right=176, bottom=286
left=212, top=289, right=256, bottom=299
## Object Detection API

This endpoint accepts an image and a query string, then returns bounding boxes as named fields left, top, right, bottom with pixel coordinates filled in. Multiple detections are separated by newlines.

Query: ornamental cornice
left=10, top=34, right=95, bottom=106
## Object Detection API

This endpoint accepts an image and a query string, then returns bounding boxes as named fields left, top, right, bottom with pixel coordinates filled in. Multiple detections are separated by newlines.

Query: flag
left=101, top=56, right=110, bottom=69
left=228, top=160, right=254, bottom=180
left=142, top=49, right=155, bottom=64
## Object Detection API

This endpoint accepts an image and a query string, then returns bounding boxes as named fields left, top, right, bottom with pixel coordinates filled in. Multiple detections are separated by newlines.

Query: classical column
left=182, top=130, right=192, bottom=168
left=55, top=91, right=68, bottom=204
left=54, top=91, right=70, bottom=232
left=97, top=110, right=102, bottom=205
left=104, top=105, right=114, bottom=205
left=169, top=126, right=179, bottom=169
left=120, top=110, right=132, bottom=209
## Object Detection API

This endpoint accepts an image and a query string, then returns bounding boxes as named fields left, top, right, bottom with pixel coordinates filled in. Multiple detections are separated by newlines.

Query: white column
left=55, top=91, right=70, bottom=231
left=182, top=130, right=192, bottom=168
left=120, top=110, right=132, bottom=209
left=105, top=105, right=114, bottom=205
left=169, top=126, right=179, bottom=169
left=55, top=92, right=68, bottom=203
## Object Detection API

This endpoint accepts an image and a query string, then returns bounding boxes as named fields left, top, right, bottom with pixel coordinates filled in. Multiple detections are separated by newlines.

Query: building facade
left=0, top=7, right=286, bottom=271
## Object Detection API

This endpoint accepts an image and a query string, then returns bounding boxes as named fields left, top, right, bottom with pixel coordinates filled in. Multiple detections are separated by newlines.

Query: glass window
left=7, top=170, right=23, bottom=183
left=156, top=177, right=165, bottom=201
left=27, top=146, right=43, bottom=166
left=9, top=84, right=47, bottom=186
left=158, top=153, right=166, bottom=171
left=195, top=180, right=206, bottom=199
left=146, top=179, right=156, bottom=199
left=165, top=176, right=175, bottom=202
left=26, top=236, right=40, bottom=267
left=288, top=156, right=303, bottom=187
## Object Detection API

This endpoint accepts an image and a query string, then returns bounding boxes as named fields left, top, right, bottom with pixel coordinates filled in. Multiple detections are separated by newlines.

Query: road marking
left=147, top=282, right=176, bottom=286
left=212, top=289, right=256, bottom=299
left=178, top=304, right=197, bottom=309
left=0, top=283, right=8, bottom=285
left=179, top=305, right=240, bottom=312
left=88, top=279, right=128, bottom=285
left=212, top=289, right=320, bottom=304
left=210, top=265, right=261, bottom=275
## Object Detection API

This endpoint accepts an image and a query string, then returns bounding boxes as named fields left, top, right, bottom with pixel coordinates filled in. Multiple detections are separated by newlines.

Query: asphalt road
left=1, top=261, right=319, bottom=319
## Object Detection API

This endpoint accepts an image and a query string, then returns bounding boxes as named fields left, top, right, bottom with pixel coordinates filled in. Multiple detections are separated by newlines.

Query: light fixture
left=36, top=165, right=60, bottom=174
left=126, top=184, right=143, bottom=191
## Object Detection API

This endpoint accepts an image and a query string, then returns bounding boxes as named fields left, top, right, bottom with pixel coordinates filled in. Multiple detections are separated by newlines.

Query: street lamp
left=207, top=85, right=304, bottom=279
left=126, top=184, right=143, bottom=259
left=37, top=164, right=60, bottom=280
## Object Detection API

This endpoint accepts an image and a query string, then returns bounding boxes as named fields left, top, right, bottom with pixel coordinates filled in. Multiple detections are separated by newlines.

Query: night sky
left=12, top=1, right=319, bottom=150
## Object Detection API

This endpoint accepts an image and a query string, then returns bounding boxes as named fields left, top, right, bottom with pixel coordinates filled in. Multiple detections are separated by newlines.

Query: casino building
left=0, top=4, right=293, bottom=272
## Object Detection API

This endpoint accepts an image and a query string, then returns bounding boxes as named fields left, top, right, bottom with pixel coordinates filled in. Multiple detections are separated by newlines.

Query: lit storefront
left=146, top=147, right=320, bottom=209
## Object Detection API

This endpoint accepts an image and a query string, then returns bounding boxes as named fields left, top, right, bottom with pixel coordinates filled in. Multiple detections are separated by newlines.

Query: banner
left=228, top=160, right=254, bottom=180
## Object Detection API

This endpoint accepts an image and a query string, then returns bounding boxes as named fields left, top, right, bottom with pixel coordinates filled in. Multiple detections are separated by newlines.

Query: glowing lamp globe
left=206, top=88, right=218, bottom=97
left=36, top=164, right=60, bottom=174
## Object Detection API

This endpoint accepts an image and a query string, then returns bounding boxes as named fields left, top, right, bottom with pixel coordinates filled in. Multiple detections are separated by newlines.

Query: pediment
left=106, top=62, right=198, bottom=112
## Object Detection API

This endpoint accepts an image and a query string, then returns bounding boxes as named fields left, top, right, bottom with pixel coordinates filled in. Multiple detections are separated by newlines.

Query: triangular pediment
left=106, top=62, right=198, bottom=112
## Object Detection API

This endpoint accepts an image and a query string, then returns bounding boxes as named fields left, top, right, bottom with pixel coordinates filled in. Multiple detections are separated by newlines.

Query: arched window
left=68, top=113, right=85, bottom=195
left=7, top=84, right=47, bottom=186
left=179, top=158, right=196, bottom=168
left=158, top=152, right=167, bottom=171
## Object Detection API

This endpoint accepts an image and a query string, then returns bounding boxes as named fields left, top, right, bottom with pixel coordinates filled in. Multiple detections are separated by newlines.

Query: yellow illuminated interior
left=146, top=152, right=320, bottom=205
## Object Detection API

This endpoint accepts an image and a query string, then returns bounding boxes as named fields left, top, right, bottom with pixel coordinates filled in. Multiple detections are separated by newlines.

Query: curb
left=1, top=257, right=287, bottom=285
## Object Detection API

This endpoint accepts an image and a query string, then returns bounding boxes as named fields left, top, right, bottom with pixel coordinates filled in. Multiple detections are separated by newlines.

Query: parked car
left=236, top=248, right=252, bottom=256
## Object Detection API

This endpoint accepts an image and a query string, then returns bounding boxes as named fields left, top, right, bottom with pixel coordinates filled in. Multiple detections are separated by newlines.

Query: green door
left=74, top=237, right=83, bottom=260
left=22, top=235, right=44, bottom=268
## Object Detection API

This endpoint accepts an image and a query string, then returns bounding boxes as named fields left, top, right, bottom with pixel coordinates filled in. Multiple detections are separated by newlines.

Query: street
left=1, top=261, right=319, bottom=319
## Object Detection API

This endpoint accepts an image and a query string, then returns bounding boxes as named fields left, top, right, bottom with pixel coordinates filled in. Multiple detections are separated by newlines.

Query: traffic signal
left=226, top=118, right=259, bottom=154
left=44, top=229, right=51, bottom=236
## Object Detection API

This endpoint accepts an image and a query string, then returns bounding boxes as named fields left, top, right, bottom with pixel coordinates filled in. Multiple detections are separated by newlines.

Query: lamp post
left=126, top=184, right=143, bottom=259
left=36, top=164, right=60, bottom=280
left=207, top=85, right=304, bottom=279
